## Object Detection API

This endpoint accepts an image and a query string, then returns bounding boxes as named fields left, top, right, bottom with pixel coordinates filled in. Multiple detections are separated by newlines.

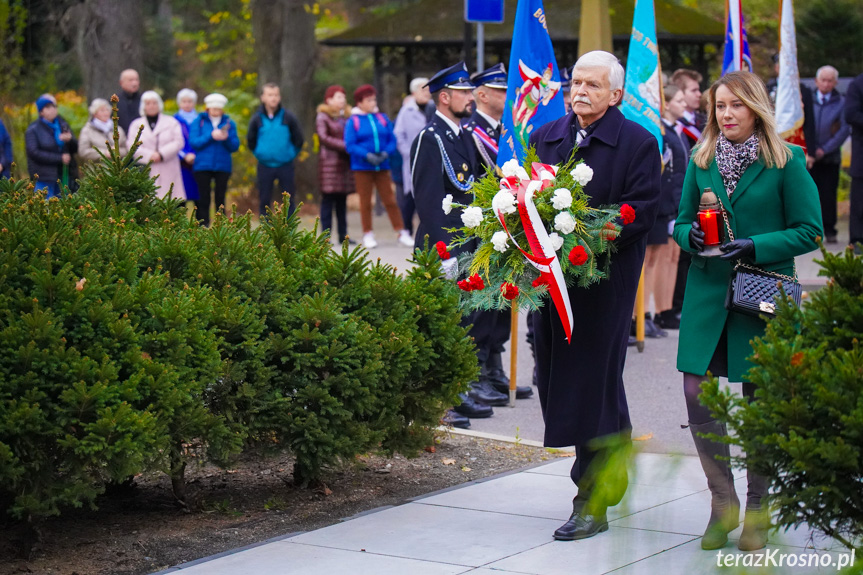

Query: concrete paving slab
left=287, top=502, right=561, bottom=568
left=485, top=527, right=696, bottom=575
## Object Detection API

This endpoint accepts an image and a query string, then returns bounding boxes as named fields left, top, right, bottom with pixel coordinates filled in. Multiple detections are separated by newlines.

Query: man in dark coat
left=461, top=64, right=532, bottom=401
left=528, top=50, right=660, bottom=541
left=117, top=69, right=141, bottom=135
left=411, top=62, right=509, bottom=427
left=846, top=72, right=863, bottom=250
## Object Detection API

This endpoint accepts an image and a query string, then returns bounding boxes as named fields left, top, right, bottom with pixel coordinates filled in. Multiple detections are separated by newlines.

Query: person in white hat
left=189, top=92, right=239, bottom=226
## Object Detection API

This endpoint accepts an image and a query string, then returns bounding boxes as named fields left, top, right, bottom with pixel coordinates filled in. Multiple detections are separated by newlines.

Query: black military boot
left=453, top=393, right=494, bottom=418
left=440, top=409, right=470, bottom=429
left=485, top=353, right=533, bottom=398
left=468, top=381, right=509, bottom=407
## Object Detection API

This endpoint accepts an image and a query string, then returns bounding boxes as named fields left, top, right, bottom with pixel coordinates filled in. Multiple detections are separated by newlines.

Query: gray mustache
left=572, top=96, right=591, bottom=105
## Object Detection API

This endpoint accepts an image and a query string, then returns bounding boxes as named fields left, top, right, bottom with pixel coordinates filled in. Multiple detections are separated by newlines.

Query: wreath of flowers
left=442, top=147, right=635, bottom=314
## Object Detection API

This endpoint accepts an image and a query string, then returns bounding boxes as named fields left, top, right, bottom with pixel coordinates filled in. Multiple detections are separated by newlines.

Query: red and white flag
left=775, top=0, right=807, bottom=153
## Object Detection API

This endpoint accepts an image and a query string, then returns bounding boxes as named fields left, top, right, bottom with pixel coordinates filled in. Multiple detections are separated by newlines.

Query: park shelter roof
left=322, top=0, right=724, bottom=47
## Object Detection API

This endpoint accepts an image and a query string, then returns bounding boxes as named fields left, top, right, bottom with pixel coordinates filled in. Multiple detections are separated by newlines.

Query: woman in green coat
left=673, top=72, right=822, bottom=552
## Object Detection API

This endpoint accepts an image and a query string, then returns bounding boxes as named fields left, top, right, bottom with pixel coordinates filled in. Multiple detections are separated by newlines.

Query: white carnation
left=461, top=206, right=484, bottom=228
left=492, top=190, right=517, bottom=215
left=442, top=194, right=454, bottom=215
left=548, top=232, right=564, bottom=251
left=501, top=159, right=522, bottom=178
left=553, top=211, right=576, bottom=235
left=491, top=231, right=509, bottom=253
left=515, top=166, right=530, bottom=180
left=570, top=163, right=594, bottom=186
left=551, top=188, right=573, bottom=210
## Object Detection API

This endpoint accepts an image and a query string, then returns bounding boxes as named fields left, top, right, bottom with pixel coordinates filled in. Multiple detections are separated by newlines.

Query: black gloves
left=689, top=221, right=705, bottom=252
left=365, top=152, right=387, bottom=166
left=719, top=238, right=755, bottom=261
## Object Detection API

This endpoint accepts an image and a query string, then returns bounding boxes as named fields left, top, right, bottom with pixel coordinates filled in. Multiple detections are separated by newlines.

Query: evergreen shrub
left=700, top=245, right=863, bottom=551
left=0, top=112, right=476, bottom=523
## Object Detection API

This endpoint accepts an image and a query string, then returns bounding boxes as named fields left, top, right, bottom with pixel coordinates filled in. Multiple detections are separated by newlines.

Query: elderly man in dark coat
left=528, top=50, right=660, bottom=541
left=845, top=71, right=863, bottom=250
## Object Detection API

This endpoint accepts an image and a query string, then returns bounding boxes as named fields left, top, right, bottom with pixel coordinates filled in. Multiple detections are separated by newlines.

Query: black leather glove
left=719, top=238, right=755, bottom=261
left=689, top=220, right=705, bottom=252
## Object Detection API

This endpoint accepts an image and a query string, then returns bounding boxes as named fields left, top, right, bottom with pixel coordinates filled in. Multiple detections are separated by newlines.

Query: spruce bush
left=0, top=106, right=477, bottom=523
left=700, top=244, right=863, bottom=551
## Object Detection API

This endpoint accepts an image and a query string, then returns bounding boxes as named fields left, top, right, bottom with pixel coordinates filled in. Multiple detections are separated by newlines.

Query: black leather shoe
left=553, top=511, right=609, bottom=541
left=452, top=394, right=493, bottom=418
left=644, top=316, right=667, bottom=338
left=441, top=410, right=470, bottom=429
left=468, top=381, right=509, bottom=406
left=489, top=379, right=534, bottom=399
left=485, top=354, right=534, bottom=399
left=654, top=310, right=680, bottom=330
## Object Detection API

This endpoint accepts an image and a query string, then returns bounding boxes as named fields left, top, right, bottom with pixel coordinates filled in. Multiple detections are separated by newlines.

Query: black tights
left=683, top=372, right=756, bottom=424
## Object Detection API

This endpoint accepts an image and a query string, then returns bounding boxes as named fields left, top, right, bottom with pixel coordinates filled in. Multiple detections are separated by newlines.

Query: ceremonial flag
left=498, top=0, right=565, bottom=167
left=721, top=0, right=752, bottom=76
left=621, top=0, right=663, bottom=154
left=775, top=0, right=807, bottom=152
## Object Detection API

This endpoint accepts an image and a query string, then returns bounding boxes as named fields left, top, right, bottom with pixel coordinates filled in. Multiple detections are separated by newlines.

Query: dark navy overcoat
left=528, top=106, right=661, bottom=447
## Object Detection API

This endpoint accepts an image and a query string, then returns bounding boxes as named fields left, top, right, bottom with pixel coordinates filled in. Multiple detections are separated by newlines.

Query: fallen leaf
left=461, top=466, right=472, bottom=472
left=441, top=458, right=456, bottom=465
left=424, top=445, right=436, bottom=453
left=633, top=433, right=654, bottom=442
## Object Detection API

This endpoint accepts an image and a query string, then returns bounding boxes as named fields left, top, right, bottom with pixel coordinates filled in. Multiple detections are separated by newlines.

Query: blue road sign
left=465, top=0, right=505, bottom=23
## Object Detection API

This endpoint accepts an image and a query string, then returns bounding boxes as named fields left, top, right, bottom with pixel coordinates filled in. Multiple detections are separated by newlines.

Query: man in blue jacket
left=0, top=118, right=12, bottom=179
left=247, top=83, right=304, bottom=218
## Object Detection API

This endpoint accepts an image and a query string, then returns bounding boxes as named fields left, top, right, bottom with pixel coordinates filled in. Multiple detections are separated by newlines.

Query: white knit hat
left=203, top=93, right=228, bottom=109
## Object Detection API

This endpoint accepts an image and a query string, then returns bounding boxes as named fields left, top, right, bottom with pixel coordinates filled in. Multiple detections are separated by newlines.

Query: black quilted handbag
left=718, top=200, right=801, bottom=317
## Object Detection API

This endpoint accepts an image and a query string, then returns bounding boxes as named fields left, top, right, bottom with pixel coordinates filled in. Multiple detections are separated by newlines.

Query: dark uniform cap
left=470, top=63, right=507, bottom=89
left=560, top=65, right=572, bottom=92
left=425, top=62, right=474, bottom=93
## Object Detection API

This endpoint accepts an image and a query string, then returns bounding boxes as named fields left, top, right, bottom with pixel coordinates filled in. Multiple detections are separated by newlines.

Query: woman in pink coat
left=129, top=91, right=185, bottom=199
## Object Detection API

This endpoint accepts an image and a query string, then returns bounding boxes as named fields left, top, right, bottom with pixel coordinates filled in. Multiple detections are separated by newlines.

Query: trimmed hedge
left=0, top=118, right=476, bottom=523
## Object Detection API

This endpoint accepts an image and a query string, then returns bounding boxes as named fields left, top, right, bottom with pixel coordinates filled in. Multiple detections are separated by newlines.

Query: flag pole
left=509, top=298, right=518, bottom=407
left=635, top=265, right=645, bottom=352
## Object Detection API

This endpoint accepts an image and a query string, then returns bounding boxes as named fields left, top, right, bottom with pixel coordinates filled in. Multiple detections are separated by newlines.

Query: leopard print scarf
left=714, top=132, right=760, bottom=197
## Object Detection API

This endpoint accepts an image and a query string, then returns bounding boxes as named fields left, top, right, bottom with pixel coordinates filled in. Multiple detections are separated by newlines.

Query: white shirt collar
left=475, top=109, right=500, bottom=130
left=683, top=110, right=696, bottom=124
left=435, top=110, right=461, bottom=136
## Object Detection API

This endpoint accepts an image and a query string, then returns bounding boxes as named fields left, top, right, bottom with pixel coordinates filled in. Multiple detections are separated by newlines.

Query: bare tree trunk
left=251, top=0, right=319, bottom=208
left=61, top=0, right=145, bottom=102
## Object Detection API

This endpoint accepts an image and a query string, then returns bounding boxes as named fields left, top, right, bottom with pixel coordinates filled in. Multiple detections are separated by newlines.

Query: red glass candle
left=696, top=188, right=724, bottom=247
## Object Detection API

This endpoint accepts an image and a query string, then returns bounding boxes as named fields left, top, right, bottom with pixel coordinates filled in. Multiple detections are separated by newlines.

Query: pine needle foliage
left=700, top=243, right=863, bottom=552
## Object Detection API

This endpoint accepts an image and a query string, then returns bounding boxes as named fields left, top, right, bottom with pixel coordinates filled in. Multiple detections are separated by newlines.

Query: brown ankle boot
left=690, top=420, right=740, bottom=550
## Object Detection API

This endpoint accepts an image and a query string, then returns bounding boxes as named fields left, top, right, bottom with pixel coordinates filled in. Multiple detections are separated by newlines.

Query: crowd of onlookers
left=1, top=63, right=860, bottom=258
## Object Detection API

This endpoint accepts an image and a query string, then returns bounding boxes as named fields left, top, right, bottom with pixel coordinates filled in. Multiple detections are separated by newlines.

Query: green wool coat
left=673, top=145, right=823, bottom=382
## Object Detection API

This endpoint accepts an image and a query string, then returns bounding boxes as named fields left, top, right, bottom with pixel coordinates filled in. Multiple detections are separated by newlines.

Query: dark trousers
left=320, top=193, right=349, bottom=242
left=469, top=309, right=511, bottom=364
left=397, top=184, right=416, bottom=235
left=852, top=177, right=863, bottom=247
left=810, top=161, right=840, bottom=238
left=194, top=170, right=230, bottom=227
left=258, top=162, right=296, bottom=218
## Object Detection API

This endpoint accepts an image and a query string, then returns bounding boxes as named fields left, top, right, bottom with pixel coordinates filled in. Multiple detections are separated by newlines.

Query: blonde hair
left=693, top=71, right=792, bottom=170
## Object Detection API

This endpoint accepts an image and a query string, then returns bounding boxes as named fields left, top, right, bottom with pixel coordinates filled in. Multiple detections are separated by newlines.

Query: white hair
left=176, top=88, right=198, bottom=104
left=816, top=65, right=839, bottom=81
left=573, top=50, right=625, bottom=91
left=88, top=98, right=110, bottom=117
left=410, top=78, right=429, bottom=94
left=139, top=91, right=164, bottom=116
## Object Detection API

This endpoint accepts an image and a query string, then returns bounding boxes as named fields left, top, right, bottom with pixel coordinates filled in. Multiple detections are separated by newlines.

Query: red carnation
left=500, top=282, right=519, bottom=300
left=601, top=222, right=618, bottom=241
left=532, top=275, right=550, bottom=288
left=457, top=279, right=472, bottom=291
left=620, top=204, right=636, bottom=225
left=435, top=241, right=451, bottom=260
left=468, top=274, right=485, bottom=291
left=568, top=245, right=589, bottom=266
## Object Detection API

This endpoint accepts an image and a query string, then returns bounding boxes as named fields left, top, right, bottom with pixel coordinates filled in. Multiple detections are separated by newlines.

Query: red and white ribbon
left=493, top=163, right=574, bottom=343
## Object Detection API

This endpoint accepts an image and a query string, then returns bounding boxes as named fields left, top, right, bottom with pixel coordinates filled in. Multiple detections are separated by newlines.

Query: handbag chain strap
left=717, top=197, right=798, bottom=283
